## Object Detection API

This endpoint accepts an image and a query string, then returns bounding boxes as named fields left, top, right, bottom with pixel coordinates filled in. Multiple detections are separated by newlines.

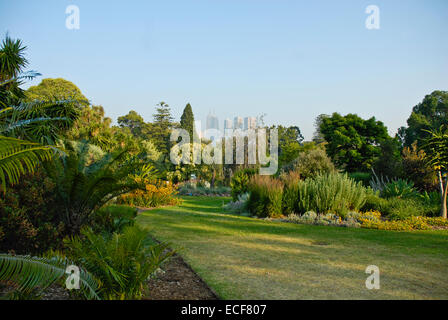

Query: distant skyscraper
left=224, top=119, right=233, bottom=130
left=234, top=116, right=243, bottom=130
left=244, top=117, right=257, bottom=130
left=206, top=111, right=219, bottom=131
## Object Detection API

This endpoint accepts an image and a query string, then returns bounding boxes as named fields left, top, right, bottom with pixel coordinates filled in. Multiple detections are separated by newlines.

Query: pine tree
left=180, top=103, right=195, bottom=140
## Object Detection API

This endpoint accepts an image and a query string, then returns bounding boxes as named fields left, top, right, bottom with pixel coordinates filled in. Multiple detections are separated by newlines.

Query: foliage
left=224, top=192, right=250, bottom=215
left=92, top=205, right=138, bottom=234
left=381, top=179, right=418, bottom=199
left=230, top=168, right=257, bottom=201
left=281, top=171, right=301, bottom=215
left=44, top=141, right=144, bottom=234
left=294, top=173, right=367, bottom=217
left=373, top=137, right=403, bottom=179
left=401, top=143, right=437, bottom=191
left=118, top=110, right=146, bottom=137
left=399, top=90, right=448, bottom=147
left=178, top=181, right=230, bottom=196
left=247, top=175, right=284, bottom=218
left=0, top=253, right=99, bottom=300
left=180, top=103, right=195, bottom=140
left=358, top=211, right=431, bottom=231
left=286, top=211, right=361, bottom=228
left=0, top=171, right=65, bottom=254
left=117, top=179, right=180, bottom=208
left=274, top=125, right=304, bottom=167
left=422, top=126, right=448, bottom=218
left=282, top=148, right=336, bottom=179
left=361, top=193, right=439, bottom=220
left=348, top=172, right=371, bottom=187
left=318, top=112, right=390, bottom=172
left=65, top=226, right=174, bottom=300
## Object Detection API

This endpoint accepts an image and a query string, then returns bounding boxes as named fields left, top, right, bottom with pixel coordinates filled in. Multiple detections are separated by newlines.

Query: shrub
left=92, top=205, right=138, bottom=234
left=286, top=211, right=361, bottom=228
left=382, top=179, right=418, bottom=199
left=247, top=175, right=283, bottom=218
left=230, top=168, right=257, bottom=201
left=282, top=148, right=336, bottom=179
left=65, top=225, right=174, bottom=300
left=295, top=173, right=367, bottom=217
left=358, top=211, right=431, bottom=231
left=348, top=172, right=371, bottom=187
left=117, top=179, right=180, bottom=208
left=361, top=192, right=440, bottom=219
left=224, top=193, right=250, bottom=214
left=281, top=171, right=301, bottom=215
left=0, top=171, right=65, bottom=255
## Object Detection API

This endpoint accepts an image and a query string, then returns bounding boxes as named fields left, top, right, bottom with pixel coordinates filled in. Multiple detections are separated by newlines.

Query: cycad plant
left=65, top=225, right=174, bottom=300
left=0, top=253, right=100, bottom=300
left=43, top=141, right=145, bottom=234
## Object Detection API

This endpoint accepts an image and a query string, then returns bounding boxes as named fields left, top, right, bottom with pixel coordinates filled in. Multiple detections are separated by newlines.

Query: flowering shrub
left=117, top=179, right=181, bottom=208
left=358, top=211, right=431, bottom=231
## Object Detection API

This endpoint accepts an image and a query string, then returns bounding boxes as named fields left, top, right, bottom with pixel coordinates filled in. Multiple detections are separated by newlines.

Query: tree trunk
left=442, top=175, right=448, bottom=219
left=211, top=169, right=216, bottom=189
left=438, top=170, right=444, bottom=202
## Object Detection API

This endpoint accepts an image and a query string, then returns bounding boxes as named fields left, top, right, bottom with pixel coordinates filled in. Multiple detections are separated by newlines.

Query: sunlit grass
left=137, top=196, right=448, bottom=300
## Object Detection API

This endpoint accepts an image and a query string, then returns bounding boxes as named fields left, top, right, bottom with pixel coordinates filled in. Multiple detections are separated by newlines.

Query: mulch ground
left=144, top=254, right=218, bottom=300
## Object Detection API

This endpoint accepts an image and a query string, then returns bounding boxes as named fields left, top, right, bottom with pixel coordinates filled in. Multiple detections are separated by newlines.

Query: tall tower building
left=244, top=117, right=257, bottom=130
left=233, top=116, right=243, bottom=130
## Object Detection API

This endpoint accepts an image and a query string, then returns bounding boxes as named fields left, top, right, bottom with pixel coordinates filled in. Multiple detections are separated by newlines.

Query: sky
left=1, top=0, right=447, bottom=140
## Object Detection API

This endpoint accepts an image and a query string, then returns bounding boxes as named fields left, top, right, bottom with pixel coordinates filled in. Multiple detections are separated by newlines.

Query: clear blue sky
left=1, top=0, right=447, bottom=139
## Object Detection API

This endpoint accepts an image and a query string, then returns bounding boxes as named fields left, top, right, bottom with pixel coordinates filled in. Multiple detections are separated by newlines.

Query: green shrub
left=361, top=192, right=440, bottom=219
left=282, top=148, right=336, bottom=179
left=247, top=175, right=283, bottom=218
left=286, top=211, right=361, bottom=228
left=348, top=172, right=371, bottom=187
left=65, top=225, right=174, bottom=300
left=224, top=193, right=250, bottom=214
left=295, top=173, right=367, bottom=217
left=382, top=179, right=418, bottom=199
left=230, top=168, right=257, bottom=201
left=281, top=171, right=301, bottom=215
left=93, top=205, right=138, bottom=234
left=0, top=171, right=65, bottom=255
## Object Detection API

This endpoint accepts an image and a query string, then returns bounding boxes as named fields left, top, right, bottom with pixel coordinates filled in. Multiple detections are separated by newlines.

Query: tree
left=180, top=103, right=195, bottom=140
left=319, top=113, right=389, bottom=172
left=274, top=125, right=304, bottom=168
left=399, top=91, right=448, bottom=147
left=373, top=137, right=403, bottom=179
left=0, top=35, right=29, bottom=105
left=117, top=110, right=145, bottom=137
left=401, top=142, right=437, bottom=192
left=422, top=127, right=448, bottom=219
left=1, top=65, right=79, bottom=192
left=26, top=78, right=88, bottom=106
left=148, top=102, right=175, bottom=155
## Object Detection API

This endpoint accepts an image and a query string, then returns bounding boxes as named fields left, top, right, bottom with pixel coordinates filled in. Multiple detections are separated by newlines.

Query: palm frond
left=0, top=135, right=55, bottom=192
left=0, top=253, right=100, bottom=300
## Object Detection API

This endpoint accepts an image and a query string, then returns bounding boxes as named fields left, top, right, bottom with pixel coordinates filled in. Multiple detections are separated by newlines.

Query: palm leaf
left=0, top=253, right=100, bottom=300
left=0, top=135, right=54, bottom=192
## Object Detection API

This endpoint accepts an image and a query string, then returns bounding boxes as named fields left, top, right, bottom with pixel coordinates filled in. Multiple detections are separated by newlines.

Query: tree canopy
left=399, top=91, right=448, bottom=147
left=318, top=113, right=390, bottom=172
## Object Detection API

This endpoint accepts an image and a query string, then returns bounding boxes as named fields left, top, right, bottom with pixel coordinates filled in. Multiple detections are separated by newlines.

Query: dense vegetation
left=0, top=34, right=447, bottom=300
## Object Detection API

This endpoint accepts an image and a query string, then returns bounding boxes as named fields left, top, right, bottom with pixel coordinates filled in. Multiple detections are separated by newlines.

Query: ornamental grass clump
left=247, top=175, right=283, bottom=218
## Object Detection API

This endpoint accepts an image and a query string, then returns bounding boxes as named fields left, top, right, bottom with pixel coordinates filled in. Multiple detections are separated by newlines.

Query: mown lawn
left=137, top=196, right=448, bottom=300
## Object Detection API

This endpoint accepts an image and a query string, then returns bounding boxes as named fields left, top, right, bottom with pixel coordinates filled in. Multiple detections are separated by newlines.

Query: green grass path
left=137, top=196, right=448, bottom=299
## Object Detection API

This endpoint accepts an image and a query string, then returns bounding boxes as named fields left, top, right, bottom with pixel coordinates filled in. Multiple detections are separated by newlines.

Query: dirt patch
left=144, top=254, right=219, bottom=300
